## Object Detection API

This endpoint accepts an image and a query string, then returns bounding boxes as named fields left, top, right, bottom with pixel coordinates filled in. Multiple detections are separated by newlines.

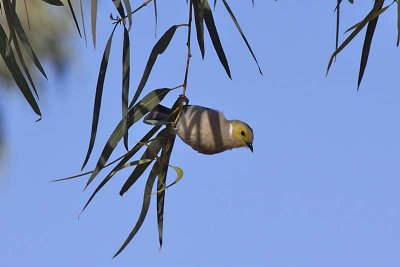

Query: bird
left=144, top=103, right=254, bottom=154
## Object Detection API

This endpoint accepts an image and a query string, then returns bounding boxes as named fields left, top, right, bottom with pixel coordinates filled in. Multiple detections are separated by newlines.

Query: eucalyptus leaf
left=119, top=131, right=167, bottom=196
left=114, top=161, right=161, bottom=257
left=221, top=0, right=262, bottom=74
left=66, top=0, right=82, bottom=37
left=82, top=27, right=117, bottom=171
left=41, top=0, right=63, bottom=5
left=327, top=0, right=385, bottom=75
left=0, top=26, right=41, bottom=116
left=397, top=0, right=399, bottom=46
left=157, top=135, right=176, bottom=247
left=357, top=0, right=384, bottom=89
left=113, top=0, right=126, bottom=18
left=91, top=0, right=98, bottom=48
left=193, top=0, right=205, bottom=58
left=80, top=0, right=88, bottom=46
left=85, top=88, right=173, bottom=186
left=123, top=0, right=132, bottom=29
left=129, top=25, right=182, bottom=108
left=8, top=6, right=47, bottom=79
left=80, top=125, right=161, bottom=213
left=344, top=3, right=391, bottom=34
left=122, top=26, right=130, bottom=150
left=203, top=0, right=231, bottom=78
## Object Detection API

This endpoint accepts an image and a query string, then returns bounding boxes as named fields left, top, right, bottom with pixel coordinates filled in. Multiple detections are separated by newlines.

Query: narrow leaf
left=157, top=136, right=176, bottom=247
left=113, top=161, right=161, bottom=257
left=153, top=0, right=158, bottom=35
left=66, top=0, right=82, bottom=37
left=113, top=0, right=126, bottom=18
left=357, top=0, right=384, bottom=89
left=344, top=3, right=391, bottom=34
left=336, top=0, right=340, bottom=55
left=10, top=10, right=47, bottom=79
left=157, top=165, right=184, bottom=192
left=41, top=0, right=63, bottom=5
left=203, top=0, right=231, bottom=78
left=86, top=88, right=173, bottom=186
left=122, top=26, right=130, bottom=150
left=221, top=0, right=262, bottom=74
left=119, top=133, right=167, bottom=196
left=2, top=0, right=38, bottom=97
left=397, top=0, right=400, bottom=46
left=82, top=28, right=116, bottom=170
left=11, top=32, right=38, bottom=98
left=80, top=0, right=88, bottom=46
left=80, top=125, right=161, bottom=213
left=0, top=25, right=41, bottom=116
left=193, top=0, right=205, bottom=58
left=129, top=25, right=182, bottom=108
left=91, top=0, right=97, bottom=48
left=123, top=0, right=133, bottom=29
left=327, top=0, right=385, bottom=74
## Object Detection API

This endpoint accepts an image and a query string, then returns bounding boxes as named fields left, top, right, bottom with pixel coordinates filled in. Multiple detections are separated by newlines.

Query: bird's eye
left=241, top=131, right=246, bottom=136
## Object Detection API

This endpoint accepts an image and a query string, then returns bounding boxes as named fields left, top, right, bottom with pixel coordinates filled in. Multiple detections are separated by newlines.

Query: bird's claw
left=178, top=94, right=189, bottom=106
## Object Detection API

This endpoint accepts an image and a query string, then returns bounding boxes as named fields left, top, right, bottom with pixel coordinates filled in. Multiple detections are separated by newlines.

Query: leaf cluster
left=3, top=0, right=399, bottom=257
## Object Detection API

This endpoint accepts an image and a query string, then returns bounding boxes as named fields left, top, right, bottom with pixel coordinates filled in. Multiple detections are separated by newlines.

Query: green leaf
left=122, top=26, right=130, bottom=151
left=10, top=31, right=38, bottom=98
left=113, top=0, right=126, bottom=18
left=113, top=160, right=161, bottom=258
left=2, top=0, right=38, bottom=98
left=119, top=132, right=167, bottom=196
left=128, top=25, right=182, bottom=108
left=326, top=0, right=385, bottom=75
left=0, top=25, right=41, bottom=116
left=81, top=28, right=116, bottom=171
left=335, top=0, right=343, bottom=11
left=344, top=3, right=391, bottom=34
left=123, top=0, right=133, bottom=29
left=66, top=0, right=82, bottom=37
left=80, top=125, right=161, bottom=213
left=203, top=0, right=231, bottom=78
left=153, top=0, right=158, bottom=35
left=193, top=0, right=205, bottom=58
left=156, top=165, right=184, bottom=193
left=357, top=0, right=384, bottom=89
left=335, top=0, right=340, bottom=55
left=397, top=0, right=400, bottom=46
left=41, top=0, right=63, bottom=6
left=8, top=6, right=47, bottom=79
left=156, top=135, right=176, bottom=248
left=91, top=0, right=98, bottom=48
left=80, top=0, right=88, bottom=46
left=221, top=0, right=262, bottom=74
left=85, top=88, right=173, bottom=186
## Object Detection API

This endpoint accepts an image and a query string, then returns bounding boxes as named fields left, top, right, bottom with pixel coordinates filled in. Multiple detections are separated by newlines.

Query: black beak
left=246, top=142, right=253, bottom=153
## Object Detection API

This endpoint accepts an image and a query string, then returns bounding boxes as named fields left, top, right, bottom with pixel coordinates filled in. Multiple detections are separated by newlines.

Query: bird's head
left=231, top=120, right=254, bottom=152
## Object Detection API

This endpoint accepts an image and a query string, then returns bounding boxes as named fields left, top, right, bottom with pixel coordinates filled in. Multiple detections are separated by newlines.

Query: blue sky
left=1, top=1, right=400, bottom=266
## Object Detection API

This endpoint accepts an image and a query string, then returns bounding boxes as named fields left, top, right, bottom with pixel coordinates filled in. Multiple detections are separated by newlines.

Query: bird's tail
left=143, top=104, right=172, bottom=125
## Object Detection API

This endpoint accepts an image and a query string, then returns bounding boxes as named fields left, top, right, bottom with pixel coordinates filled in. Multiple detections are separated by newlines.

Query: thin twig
left=118, top=0, right=154, bottom=23
left=182, top=0, right=193, bottom=96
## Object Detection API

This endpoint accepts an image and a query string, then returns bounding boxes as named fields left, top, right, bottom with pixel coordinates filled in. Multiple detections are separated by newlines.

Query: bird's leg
left=171, top=95, right=189, bottom=130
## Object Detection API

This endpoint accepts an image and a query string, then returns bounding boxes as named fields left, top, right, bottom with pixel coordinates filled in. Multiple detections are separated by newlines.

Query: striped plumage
left=145, top=105, right=254, bottom=154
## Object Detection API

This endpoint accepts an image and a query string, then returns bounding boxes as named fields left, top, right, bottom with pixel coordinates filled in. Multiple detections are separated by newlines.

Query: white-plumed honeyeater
left=144, top=104, right=254, bottom=154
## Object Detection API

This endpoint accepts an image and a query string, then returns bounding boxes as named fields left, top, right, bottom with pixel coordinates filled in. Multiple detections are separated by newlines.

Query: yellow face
left=232, top=120, right=254, bottom=152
